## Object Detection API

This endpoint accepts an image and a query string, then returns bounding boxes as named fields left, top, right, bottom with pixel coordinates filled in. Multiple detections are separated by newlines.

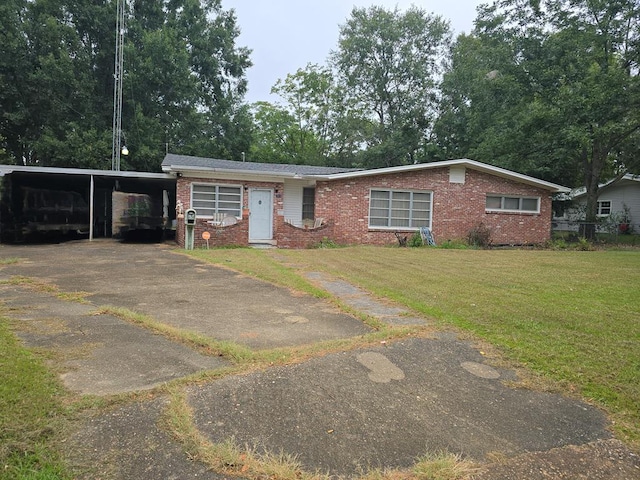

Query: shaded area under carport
left=0, top=165, right=175, bottom=243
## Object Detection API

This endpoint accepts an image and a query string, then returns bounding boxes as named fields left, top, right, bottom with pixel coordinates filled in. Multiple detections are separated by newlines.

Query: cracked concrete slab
left=188, top=337, right=611, bottom=477
left=2, top=242, right=371, bottom=349
left=1, top=284, right=227, bottom=396
left=1, top=241, right=636, bottom=479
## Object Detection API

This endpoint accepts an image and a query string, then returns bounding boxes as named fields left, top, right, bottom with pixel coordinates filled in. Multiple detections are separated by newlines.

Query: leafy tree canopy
left=0, top=0, right=251, bottom=171
left=331, top=6, right=452, bottom=168
left=254, top=7, right=452, bottom=170
left=436, top=0, right=640, bottom=227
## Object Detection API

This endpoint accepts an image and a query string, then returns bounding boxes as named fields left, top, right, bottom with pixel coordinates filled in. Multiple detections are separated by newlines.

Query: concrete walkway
left=1, top=241, right=638, bottom=479
left=305, top=272, right=427, bottom=326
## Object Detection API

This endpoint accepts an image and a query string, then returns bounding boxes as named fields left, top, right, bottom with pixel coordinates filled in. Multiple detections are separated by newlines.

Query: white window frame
left=485, top=195, right=540, bottom=213
left=191, top=183, right=242, bottom=218
left=368, top=189, right=432, bottom=230
left=597, top=200, right=611, bottom=216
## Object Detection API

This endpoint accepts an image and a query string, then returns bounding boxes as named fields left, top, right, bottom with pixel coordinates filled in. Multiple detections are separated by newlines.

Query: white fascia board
left=311, top=159, right=571, bottom=193
left=0, top=165, right=174, bottom=180
left=458, top=159, right=571, bottom=192
left=173, top=165, right=300, bottom=183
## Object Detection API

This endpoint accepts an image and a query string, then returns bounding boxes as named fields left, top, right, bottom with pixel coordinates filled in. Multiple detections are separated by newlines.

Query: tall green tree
left=249, top=101, right=304, bottom=164
left=331, top=6, right=451, bottom=167
left=1, top=0, right=101, bottom=166
left=0, top=0, right=251, bottom=171
left=436, top=0, right=640, bottom=233
left=0, top=0, right=30, bottom=164
left=268, top=64, right=337, bottom=165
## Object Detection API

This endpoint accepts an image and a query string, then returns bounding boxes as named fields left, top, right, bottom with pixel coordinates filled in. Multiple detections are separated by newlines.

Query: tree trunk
left=581, top=140, right=607, bottom=240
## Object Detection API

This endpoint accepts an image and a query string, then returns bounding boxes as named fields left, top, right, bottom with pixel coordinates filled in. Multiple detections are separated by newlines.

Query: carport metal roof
left=0, top=165, right=174, bottom=180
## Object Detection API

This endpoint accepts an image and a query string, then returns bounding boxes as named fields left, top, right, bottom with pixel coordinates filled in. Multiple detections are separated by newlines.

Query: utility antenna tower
left=111, top=0, right=126, bottom=171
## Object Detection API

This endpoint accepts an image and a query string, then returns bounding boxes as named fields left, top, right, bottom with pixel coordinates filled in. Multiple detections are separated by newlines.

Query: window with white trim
left=191, top=184, right=242, bottom=218
left=486, top=195, right=540, bottom=213
left=597, top=201, right=611, bottom=216
left=369, top=189, right=432, bottom=229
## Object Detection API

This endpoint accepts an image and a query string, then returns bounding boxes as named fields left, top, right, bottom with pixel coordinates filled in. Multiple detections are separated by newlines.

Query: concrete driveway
left=0, top=240, right=637, bottom=479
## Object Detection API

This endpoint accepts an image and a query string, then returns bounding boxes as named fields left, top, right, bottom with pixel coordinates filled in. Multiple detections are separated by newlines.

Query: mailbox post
left=185, top=208, right=196, bottom=250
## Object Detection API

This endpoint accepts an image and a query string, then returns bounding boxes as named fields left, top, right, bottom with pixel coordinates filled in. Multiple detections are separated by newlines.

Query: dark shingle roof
left=162, top=154, right=359, bottom=176
left=162, top=154, right=570, bottom=192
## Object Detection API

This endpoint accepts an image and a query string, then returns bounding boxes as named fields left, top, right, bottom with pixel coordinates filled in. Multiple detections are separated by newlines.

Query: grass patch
left=1, top=275, right=89, bottom=303
left=0, top=257, right=21, bottom=265
left=357, top=451, right=478, bottom=480
left=244, top=247, right=640, bottom=447
left=0, top=318, right=71, bottom=479
left=411, top=451, right=478, bottom=480
left=181, top=246, right=639, bottom=446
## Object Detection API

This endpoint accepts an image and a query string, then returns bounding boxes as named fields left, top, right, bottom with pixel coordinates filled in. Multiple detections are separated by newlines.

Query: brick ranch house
left=162, top=154, right=570, bottom=249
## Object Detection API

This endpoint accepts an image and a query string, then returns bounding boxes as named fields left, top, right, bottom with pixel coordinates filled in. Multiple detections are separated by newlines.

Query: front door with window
left=249, top=189, right=273, bottom=242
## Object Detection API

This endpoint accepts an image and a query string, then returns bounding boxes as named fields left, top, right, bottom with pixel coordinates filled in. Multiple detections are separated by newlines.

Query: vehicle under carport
left=0, top=165, right=176, bottom=243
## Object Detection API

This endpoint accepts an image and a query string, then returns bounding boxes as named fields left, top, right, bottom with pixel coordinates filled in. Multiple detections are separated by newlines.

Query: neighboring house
left=162, top=154, right=570, bottom=248
left=553, top=174, right=640, bottom=234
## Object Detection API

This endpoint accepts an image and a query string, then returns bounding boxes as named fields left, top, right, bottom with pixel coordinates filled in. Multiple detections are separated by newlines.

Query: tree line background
left=1, top=0, right=640, bottom=222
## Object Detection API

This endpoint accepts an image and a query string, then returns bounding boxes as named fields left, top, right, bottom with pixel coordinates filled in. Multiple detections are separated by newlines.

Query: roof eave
left=0, top=165, right=175, bottom=180
left=166, top=164, right=305, bottom=179
left=571, top=173, right=640, bottom=198
left=313, top=159, right=571, bottom=193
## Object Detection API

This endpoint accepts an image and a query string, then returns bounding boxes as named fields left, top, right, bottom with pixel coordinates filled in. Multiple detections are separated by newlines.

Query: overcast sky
left=222, top=1, right=488, bottom=104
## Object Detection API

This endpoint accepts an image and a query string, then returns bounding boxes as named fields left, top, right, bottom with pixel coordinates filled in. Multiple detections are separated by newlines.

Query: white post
left=89, top=175, right=94, bottom=241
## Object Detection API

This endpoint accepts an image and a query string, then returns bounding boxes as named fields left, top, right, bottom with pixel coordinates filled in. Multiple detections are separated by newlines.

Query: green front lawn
left=0, top=319, right=71, bottom=479
left=193, top=247, right=640, bottom=447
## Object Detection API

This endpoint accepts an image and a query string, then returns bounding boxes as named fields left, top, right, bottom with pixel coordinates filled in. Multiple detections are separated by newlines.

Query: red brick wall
left=176, top=176, right=319, bottom=248
left=176, top=217, right=249, bottom=248
left=174, top=168, right=554, bottom=248
left=276, top=218, right=334, bottom=249
left=315, top=167, right=553, bottom=246
left=175, top=176, right=251, bottom=248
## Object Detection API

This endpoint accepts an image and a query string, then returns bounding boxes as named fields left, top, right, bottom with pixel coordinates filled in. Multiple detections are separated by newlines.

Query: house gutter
left=312, top=159, right=572, bottom=193
left=162, top=159, right=572, bottom=194
left=0, top=165, right=175, bottom=180
left=163, top=164, right=308, bottom=179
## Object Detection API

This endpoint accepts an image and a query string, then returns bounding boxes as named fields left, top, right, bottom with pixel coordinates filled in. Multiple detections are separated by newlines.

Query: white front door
left=249, top=189, right=273, bottom=242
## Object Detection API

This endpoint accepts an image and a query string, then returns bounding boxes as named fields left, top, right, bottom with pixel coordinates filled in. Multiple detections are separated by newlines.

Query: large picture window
left=369, top=189, right=431, bottom=229
left=191, top=184, right=242, bottom=218
left=486, top=195, right=539, bottom=213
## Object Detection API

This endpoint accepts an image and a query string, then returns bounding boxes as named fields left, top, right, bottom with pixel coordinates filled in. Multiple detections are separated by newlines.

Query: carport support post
left=89, top=175, right=94, bottom=241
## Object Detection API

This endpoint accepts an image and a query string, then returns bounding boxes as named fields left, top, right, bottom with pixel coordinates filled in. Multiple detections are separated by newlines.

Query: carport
left=0, top=165, right=176, bottom=243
